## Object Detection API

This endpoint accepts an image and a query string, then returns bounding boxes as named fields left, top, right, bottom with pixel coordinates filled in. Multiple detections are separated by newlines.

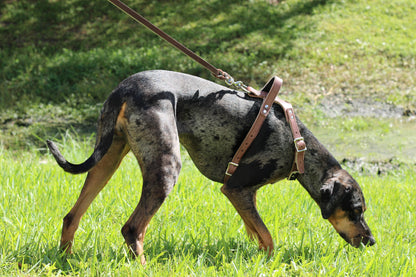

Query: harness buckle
left=225, top=162, right=239, bottom=176
left=294, top=137, right=307, bottom=152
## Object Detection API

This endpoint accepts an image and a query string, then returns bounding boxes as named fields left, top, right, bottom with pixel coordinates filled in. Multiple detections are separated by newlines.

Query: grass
left=311, top=117, right=416, bottom=164
left=0, top=135, right=415, bottom=276
left=1, top=0, right=415, bottom=275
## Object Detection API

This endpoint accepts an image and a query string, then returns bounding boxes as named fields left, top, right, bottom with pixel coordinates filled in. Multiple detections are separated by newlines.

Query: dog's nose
left=363, top=235, right=376, bottom=246
left=368, top=236, right=376, bottom=246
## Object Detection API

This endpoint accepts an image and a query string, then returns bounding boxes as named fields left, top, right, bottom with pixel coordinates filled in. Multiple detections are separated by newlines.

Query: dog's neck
left=295, top=128, right=342, bottom=203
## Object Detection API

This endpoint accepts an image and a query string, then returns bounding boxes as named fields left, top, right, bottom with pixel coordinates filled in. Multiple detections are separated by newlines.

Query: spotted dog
left=47, top=70, right=375, bottom=265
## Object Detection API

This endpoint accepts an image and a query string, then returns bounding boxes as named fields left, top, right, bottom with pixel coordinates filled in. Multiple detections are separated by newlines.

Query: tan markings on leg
left=115, top=102, right=128, bottom=136
left=121, top=163, right=181, bottom=265
left=221, top=186, right=274, bottom=254
left=121, top=203, right=154, bottom=265
left=60, top=138, right=129, bottom=252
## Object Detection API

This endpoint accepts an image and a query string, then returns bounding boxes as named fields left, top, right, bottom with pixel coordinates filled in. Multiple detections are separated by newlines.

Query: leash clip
left=217, top=70, right=250, bottom=93
left=233, top=81, right=249, bottom=92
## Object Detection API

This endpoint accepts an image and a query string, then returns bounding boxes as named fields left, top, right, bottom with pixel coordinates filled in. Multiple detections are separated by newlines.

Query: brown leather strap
left=223, top=77, right=282, bottom=184
left=224, top=80, right=307, bottom=184
left=274, top=97, right=306, bottom=180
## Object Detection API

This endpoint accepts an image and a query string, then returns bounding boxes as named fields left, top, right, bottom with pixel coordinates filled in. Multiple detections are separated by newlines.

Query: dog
left=47, top=70, right=375, bottom=265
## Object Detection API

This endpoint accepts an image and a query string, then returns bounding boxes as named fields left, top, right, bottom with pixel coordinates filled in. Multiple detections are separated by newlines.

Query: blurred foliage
left=0, top=0, right=415, bottom=149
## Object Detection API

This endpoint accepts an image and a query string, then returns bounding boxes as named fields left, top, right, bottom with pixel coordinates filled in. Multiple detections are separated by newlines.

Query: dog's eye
left=346, top=207, right=362, bottom=222
left=350, top=208, right=362, bottom=222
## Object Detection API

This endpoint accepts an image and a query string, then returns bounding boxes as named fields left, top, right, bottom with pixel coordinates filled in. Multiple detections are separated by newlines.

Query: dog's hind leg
left=221, top=185, right=274, bottom=254
left=60, top=136, right=130, bottom=253
left=120, top=107, right=182, bottom=265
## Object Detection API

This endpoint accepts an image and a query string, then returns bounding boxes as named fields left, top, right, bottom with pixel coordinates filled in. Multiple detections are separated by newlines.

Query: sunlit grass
left=1, top=0, right=415, bottom=275
left=1, top=137, right=415, bottom=276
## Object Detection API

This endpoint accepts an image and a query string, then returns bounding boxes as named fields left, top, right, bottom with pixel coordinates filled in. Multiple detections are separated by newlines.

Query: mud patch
left=341, top=158, right=406, bottom=176
left=319, top=96, right=405, bottom=118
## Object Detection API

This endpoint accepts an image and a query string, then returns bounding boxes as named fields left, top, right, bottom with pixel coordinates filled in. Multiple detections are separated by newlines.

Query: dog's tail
left=47, top=92, right=124, bottom=174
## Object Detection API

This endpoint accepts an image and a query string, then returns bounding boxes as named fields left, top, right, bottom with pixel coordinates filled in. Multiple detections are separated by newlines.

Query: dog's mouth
left=340, top=232, right=376, bottom=247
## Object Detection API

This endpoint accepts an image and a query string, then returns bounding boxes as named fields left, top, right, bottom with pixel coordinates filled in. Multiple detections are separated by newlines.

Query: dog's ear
left=320, top=182, right=334, bottom=203
left=320, top=180, right=335, bottom=219
left=320, top=180, right=350, bottom=219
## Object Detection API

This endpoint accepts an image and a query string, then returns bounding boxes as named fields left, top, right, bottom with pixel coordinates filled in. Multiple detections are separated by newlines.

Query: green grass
left=1, top=0, right=415, bottom=275
left=0, top=136, right=415, bottom=276
left=310, top=117, right=416, bottom=164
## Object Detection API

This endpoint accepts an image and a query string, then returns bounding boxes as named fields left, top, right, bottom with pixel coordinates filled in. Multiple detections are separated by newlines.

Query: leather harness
left=223, top=77, right=306, bottom=184
left=108, top=0, right=307, bottom=184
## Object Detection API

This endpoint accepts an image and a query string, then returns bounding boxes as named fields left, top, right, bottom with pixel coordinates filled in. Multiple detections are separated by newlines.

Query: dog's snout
left=339, top=232, right=375, bottom=247
left=369, top=236, right=376, bottom=246
left=353, top=233, right=376, bottom=247
left=363, top=235, right=376, bottom=246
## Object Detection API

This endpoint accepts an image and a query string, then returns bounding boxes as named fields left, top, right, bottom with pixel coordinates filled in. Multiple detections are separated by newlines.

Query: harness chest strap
left=275, top=97, right=307, bottom=180
left=223, top=78, right=306, bottom=184
left=223, top=77, right=282, bottom=185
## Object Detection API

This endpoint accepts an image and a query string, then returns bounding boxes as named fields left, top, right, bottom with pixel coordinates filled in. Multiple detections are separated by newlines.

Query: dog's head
left=320, top=169, right=375, bottom=247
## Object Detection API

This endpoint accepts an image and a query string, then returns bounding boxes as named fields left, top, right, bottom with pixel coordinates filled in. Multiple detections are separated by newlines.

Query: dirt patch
left=319, top=96, right=405, bottom=118
left=311, top=96, right=416, bottom=170
left=340, top=158, right=407, bottom=176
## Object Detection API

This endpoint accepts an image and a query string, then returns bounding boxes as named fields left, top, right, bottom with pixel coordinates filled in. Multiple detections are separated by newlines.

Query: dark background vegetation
left=1, top=0, right=415, bottom=151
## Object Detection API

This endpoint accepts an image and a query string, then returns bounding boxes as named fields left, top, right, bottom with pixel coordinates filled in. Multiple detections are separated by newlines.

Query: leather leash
left=108, top=0, right=245, bottom=89
left=108, top=0, right=306, bottom=183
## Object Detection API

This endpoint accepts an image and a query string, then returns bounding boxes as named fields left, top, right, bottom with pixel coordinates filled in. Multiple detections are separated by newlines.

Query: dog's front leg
left=221, top=185, right=274, bottom=254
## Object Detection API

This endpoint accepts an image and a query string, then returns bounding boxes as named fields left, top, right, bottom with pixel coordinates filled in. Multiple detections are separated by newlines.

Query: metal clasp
left=288, top=171, right=299, bottom=180
left=217, top=71, right=250, bottom=94
left=225, top=162, right=239, bottom=176
left=234, top=81, right=250, bottom=93
left=294, top=137, right=307, bottom=152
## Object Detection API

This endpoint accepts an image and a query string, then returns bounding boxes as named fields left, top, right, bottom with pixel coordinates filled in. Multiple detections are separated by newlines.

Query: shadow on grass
left=0, top=0, right=333, bottom=111
left=1, top=0, right=332, bottom=52
left=1, top=0, right=335, bottom=150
